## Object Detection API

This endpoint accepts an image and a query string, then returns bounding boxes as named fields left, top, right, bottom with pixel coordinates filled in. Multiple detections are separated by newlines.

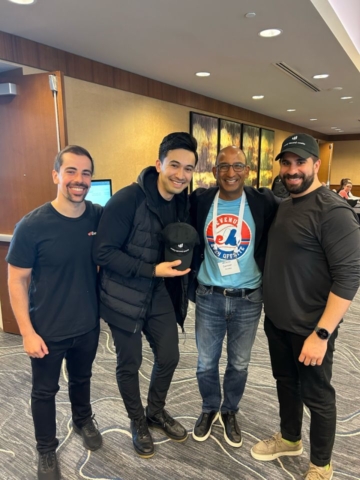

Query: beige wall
left=65, top=77, right=297, bottom=192
left=331, top=140, right=360, bottom=185
left=65, top=77, right=189, bottom=192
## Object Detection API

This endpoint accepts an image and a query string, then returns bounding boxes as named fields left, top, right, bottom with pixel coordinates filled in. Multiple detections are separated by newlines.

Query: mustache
left=283, top=174, right=304, bottom=180
left=67, top=182, right=88, bottom=189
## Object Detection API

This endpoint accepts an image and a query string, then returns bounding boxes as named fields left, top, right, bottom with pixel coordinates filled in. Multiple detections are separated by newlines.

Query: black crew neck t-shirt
left=6, top=201, right=103, bottom=341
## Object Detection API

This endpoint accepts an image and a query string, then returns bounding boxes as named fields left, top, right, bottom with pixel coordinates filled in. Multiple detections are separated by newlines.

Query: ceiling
left=0, top=0, right=359, bottom=135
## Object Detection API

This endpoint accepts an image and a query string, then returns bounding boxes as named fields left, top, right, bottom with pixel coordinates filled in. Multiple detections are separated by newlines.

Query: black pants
left=264, top=317, right=338, bottom=467
left=110, top=281, right=179, bottom=420
left=30, top=326, right=100, bottom=454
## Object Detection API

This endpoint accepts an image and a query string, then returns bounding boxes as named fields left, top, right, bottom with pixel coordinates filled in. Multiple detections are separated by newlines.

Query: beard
left=280, top=171, right=315, bottom=195
left=66, top=182, right=89, bottom=203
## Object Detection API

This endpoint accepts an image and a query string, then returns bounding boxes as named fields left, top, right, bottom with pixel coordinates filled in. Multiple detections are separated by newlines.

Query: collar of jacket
left=137, top=166, right=189, bottom=223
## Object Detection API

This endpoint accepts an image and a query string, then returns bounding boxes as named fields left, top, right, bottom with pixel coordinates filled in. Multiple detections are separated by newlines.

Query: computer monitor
left=86, top=179, right=112, bottom=206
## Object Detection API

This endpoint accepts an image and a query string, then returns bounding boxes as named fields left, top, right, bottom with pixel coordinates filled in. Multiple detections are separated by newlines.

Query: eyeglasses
left=216, top=162, right=246, bottom=172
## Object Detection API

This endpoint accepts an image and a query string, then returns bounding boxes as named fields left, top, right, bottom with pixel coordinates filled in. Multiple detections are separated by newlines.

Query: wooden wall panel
left=0, top=71, right=67, bottom=333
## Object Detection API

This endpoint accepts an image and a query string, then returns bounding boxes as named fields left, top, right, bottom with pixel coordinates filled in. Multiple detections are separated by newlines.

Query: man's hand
left=155, top=260, right=190, bottom=277
left=298, top=331, right=328, bottom=366
left=23, top=332, right=49, bottom=358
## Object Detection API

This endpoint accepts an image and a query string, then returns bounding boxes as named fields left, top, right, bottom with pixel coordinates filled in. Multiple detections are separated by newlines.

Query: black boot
left=38, top=451, right=60, bottom=480
left=130, top=416, right=155, bottom=458
left=146, top=408, right=188, bottom=442
left=73, top=414, right=103, bottom=451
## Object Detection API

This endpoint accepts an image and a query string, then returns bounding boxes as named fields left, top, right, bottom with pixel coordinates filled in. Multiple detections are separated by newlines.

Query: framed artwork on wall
left=259, top=128, right=275, bottom=188
left=219, top=119, right=242, bottom=150
left=241, top=124, right=260, bottom=187
left=190, top=112, right=219, bottom=190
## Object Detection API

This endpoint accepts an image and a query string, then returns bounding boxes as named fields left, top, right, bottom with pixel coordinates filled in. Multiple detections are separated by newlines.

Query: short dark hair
left=54, top=145, right=94, bottom=174
left=158, top=132, right=198, bottom=165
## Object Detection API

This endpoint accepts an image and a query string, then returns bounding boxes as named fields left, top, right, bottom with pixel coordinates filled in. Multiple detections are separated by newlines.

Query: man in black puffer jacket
left=93, top=132, right=198, bottom=458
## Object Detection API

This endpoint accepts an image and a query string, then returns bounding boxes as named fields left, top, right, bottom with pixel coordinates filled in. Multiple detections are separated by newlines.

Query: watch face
left=316, top=328, right=329, bottom=340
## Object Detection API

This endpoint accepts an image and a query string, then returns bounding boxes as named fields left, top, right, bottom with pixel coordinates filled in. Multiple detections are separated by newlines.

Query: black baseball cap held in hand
left=160, top=223, right=200, bottom=271
left=275, top=133, right=319, bottom=160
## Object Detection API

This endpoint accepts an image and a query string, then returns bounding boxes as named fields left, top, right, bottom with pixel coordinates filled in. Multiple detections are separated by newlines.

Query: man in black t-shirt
left=7, top=146, right=103, bottom=480
left=93, top=132, right=198, bottom=459
left=251, top=134, right=360, bottom=480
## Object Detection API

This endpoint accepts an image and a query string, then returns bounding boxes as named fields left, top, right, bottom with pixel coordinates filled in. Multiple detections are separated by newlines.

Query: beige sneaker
left=251, top=432, right=303, bottom=461
left=305, top=462, right=333, bottom=480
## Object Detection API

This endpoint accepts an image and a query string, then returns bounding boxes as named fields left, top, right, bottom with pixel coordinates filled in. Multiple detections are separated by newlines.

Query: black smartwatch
left=314, top=326, right=331, bottom=340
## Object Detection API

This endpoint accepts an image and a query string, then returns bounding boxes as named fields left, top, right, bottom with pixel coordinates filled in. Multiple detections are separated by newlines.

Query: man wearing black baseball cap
left=189, top=145, right=279, bottom=448
left=251, top=133, right=360, bottom=479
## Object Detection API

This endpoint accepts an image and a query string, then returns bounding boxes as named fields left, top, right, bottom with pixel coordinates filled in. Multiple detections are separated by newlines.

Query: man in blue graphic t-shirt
left=189, top=145, right=278, bottom=447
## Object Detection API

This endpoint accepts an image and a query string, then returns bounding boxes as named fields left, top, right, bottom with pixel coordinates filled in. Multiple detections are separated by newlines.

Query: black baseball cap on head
left=275, top=133, right=319, bottom=160
left=160, top=223, right=200, bottom=271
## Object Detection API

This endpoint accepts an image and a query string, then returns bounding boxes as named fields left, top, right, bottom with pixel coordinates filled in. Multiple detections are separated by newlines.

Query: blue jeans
left=195, top=284, right=262, bottom=413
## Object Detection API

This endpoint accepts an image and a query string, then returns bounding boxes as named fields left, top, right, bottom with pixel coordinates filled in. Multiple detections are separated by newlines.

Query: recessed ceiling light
left=341, top=96, right=352, bottom=100
left=313, top=74, right=329, bottom=79
left=195, top=72, right=210, bottom=77
left=252, top=95, right=264, bottom=100
left=332, top=87, right=343, bottom=90
left=245, top=12, right=256, bottom=18
left=330, top=127, right=338, bottom=129
left=258, top=29, right=283, bottom=38
left=310, top=118, right=317, bottom=121
left=287, top=109, right=296, bottom=112
left=7, top=0, right=36, bottom=4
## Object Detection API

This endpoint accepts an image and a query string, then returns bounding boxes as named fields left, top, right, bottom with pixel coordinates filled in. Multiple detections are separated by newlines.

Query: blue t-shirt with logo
left=197, top=194, right=261, bottom=289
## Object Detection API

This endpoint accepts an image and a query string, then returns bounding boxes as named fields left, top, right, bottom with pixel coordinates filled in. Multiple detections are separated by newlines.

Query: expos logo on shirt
left=206, top=214, right=251, bottom=260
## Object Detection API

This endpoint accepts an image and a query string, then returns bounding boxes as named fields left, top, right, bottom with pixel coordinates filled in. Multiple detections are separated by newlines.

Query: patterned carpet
left=0, top=295, right=360, bottom=480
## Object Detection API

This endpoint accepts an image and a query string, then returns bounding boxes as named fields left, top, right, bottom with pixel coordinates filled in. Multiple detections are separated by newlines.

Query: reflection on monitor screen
left=86, top=179, right=112, bottom=206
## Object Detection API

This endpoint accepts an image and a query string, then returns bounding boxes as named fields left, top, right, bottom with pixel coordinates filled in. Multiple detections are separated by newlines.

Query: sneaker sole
left=73, top=424, right=103, bottom=451
left=133, top=443, right=155, bottom=459
left=219, top=415, right=243, bottom=448
left=148, top=424, right=188, bottom=442
left=250, top=446, right=303, bottom=461
left=192, top=412, right=219, bottom=442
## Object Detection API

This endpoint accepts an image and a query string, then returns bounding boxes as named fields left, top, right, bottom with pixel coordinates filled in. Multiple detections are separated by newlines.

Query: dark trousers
left=31, top=326, right=100, bottom=454
left=110, top=281, right=179, bottom=420
left=264, top=316, right=338, bottom=467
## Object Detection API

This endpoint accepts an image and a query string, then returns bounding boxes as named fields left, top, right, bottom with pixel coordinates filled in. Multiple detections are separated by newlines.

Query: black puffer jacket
left=93, top=166, right=190, bottom=333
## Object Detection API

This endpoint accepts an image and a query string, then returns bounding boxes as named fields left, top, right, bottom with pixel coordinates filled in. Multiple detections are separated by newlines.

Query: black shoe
left=192, top=411, right=219, bottom=442
left=130, top=416, right=155, bottom=458
left=38, top=451, right=60, bottom=480
left=146, top=408, right=188, bottom=442
left=219, top=412, right=242, bottom=447
left=73, top=414, right=102, bottom=451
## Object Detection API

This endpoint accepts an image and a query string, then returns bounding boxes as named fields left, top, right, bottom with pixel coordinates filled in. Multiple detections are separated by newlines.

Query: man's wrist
left=152, top=264, right=157, bottom=277
left=314, top=325, right=331, bottom=340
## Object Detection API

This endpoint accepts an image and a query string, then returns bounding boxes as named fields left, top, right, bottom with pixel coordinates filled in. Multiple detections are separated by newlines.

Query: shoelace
left=41, top=451, right=56, bottom=470
left=83, top=414, right=99, bottom=436
left=306, top=464, right=329, bottom=480
left=162, top=409, right=175, bottom=426
left=136, top=417, right=150, bottom=439
left=263, top=433, right=280, bottom=446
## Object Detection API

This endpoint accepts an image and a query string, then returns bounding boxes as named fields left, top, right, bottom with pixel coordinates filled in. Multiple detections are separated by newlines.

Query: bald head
left=212, top=145, right=249, bottom=200
left=216, top=146, right=246, bottom=165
